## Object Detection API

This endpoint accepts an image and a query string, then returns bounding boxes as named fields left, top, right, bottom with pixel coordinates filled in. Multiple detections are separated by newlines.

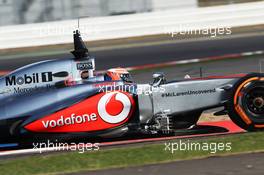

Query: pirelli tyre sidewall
left=228, top=73, right=264, bottom=131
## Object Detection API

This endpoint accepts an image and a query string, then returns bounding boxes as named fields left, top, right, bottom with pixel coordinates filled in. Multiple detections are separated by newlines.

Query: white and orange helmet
left=106, top=67, right=132, bottom=82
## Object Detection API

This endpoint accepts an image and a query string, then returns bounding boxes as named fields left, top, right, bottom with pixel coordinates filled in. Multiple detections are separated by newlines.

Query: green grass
left=0, top=132, right=264, bottom=175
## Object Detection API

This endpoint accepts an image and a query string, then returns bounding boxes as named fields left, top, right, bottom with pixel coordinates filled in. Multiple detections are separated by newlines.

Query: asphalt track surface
left=1, top=33, right=264, bottom=71
left=77, top=152, right=264, bottom=175
left=132, top=54, right=264, bottom=83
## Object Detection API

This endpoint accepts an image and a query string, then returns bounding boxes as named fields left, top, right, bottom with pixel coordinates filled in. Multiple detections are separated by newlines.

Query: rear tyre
left=227, top=73, right=264, bottom=131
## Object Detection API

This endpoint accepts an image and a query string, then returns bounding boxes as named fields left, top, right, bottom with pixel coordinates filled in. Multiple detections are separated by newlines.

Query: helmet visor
left=120, top=73, right=133, bottom=83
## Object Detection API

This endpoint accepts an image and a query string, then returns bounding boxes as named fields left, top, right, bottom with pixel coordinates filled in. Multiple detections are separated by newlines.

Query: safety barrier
left=0, top=1, right=263, bottom=49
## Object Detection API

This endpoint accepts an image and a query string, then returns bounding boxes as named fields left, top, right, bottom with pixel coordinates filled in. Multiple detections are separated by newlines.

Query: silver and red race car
left=0, top=30, right=264, bottom=142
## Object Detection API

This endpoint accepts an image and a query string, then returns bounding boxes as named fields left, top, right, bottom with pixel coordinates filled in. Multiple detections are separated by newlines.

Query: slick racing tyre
left=228, top=73, right=264, bottom=131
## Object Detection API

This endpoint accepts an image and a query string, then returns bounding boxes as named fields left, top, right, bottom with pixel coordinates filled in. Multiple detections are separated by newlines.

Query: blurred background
left=0, top=0, right=264, bottom=78
left=0, top=0, right=262, bottom=26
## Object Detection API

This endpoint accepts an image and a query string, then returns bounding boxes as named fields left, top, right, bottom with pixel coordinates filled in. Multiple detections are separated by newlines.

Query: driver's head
left=106, top=68, right=132, bottom=82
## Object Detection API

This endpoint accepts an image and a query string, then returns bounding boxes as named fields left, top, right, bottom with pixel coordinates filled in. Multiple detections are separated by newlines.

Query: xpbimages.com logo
left=164, top=140, right=232, bottom=154
left=97, top=82, right=166, bottom=95
left=32, top=140, right=100, bottom=153
left=163, top=26, right=232, bottom=38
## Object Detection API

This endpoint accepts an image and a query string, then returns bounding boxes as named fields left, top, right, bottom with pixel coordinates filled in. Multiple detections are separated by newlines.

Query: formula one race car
left=0, top=30, right=264, bottom=142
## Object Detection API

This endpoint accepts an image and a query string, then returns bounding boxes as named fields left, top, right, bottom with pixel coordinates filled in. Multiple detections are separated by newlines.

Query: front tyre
left=228, top=73, right=264, bottom=131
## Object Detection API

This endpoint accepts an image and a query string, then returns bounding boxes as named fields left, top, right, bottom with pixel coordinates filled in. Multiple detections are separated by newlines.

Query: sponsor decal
left=24, top=91, right=135, bottom=132
left=98, top=92, right=131, bottom=124
left=77, top=62, right=93, bottom=70
left=42, top=113, right=97, bottom=128
left=5, top=72, right=53, bottom=86
left=162, top=88, right=216, bottom=97
left=13, top=84, right=53, bottom=94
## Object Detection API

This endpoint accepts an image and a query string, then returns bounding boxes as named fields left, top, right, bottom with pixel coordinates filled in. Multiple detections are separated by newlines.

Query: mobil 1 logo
left=6, top=72, right=53, bottom=86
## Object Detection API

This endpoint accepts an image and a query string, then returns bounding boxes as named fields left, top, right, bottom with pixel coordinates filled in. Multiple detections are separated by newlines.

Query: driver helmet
left=106, top=67, right=132, bottom=82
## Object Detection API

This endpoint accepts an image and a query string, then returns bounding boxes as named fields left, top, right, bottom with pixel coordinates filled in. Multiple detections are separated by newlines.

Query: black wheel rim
left=245, top=87, right=264, bottom=115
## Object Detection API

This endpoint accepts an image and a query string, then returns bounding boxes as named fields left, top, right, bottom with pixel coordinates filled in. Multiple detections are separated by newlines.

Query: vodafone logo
left=97, top=92, right=132, bottom=124
left=25, top=91, right=135, bottom=133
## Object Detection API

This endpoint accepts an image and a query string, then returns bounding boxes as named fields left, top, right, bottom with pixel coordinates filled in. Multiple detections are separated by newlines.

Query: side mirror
left=152, top=72, right=166, bottom=86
